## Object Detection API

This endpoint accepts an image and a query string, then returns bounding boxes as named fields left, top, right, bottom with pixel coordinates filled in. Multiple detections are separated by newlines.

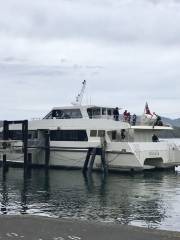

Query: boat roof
left=131, top=125, right=173, bottom=130
left=7, top=119, right=130, bottom=131
left=51, top=105, right=122, bottom=110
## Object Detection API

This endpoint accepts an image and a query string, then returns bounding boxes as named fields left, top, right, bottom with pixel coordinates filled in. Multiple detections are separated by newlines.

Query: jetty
left=0, top=215, right=179, bottom=240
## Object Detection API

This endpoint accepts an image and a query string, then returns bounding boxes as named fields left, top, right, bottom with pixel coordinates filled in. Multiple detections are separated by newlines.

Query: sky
left=0, top=0, right=180, bottom=120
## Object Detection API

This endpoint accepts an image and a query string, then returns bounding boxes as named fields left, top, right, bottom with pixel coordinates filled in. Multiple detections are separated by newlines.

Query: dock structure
left=83, top=136, right=108, bottom=175
left=0, top=120, right=51, bottom=175
left=44, top=130, right=50, bottom=169
left=1, top=120, right=29, bottom=173
left=0, top=120, right=109, bottom=176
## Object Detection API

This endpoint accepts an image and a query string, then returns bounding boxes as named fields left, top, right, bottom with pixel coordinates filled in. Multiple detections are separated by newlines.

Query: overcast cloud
left=0, top=0, right=180, bottom=119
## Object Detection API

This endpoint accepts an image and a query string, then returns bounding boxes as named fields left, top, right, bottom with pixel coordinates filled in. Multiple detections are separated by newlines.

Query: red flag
left=144, top=102, right=152, bottom=115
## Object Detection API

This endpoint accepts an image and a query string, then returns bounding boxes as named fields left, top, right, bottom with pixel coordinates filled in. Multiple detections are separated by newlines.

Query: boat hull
left=1, top=141, right=180, bottom=172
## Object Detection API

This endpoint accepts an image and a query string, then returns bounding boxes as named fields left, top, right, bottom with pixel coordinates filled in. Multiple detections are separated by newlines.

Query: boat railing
left=89, top=115, right=114, bottom=120
left=31, top=118, right=42, bottom=121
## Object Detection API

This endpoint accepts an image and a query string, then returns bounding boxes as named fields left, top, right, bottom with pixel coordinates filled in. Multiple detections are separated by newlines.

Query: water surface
left=0, top=168, right=180, bottom=231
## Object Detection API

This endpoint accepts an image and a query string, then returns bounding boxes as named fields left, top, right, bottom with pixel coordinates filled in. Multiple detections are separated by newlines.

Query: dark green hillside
left=158, top=126, right=180, bottom=138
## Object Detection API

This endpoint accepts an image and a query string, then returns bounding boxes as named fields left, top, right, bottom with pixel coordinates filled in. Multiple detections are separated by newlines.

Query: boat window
left=107, top=109, right=112, bottom=115
left=93, top=108, right=100, bottom=116
left=8, top=130, right=38, bottom=140
left=87, top=109, right=93, bottom=119
left=87, top=108, right=101, bottom=118
left=44, top=109, right=82, bottom=119
left=43, top=111, right=52, bottom=119
left=98, top=130, right=105, bottom=137
left=90, top=130, right=105, bottom=137
left=90, top=130, right=97, bottom=137
left=50, top=130, right=88, bottom=141
left=102, top=108, right=106, bottom=115
left=107, top=131, right=119, bottom=141
left=112, top=131, right=117, bottom=140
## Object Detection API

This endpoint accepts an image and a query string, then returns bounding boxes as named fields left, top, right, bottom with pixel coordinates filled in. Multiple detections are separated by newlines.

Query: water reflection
left=20, top=175, right=28, bottom=214
left=0, top=168, right=180, bottom=230
left=1, top=173, right=8, bottom=214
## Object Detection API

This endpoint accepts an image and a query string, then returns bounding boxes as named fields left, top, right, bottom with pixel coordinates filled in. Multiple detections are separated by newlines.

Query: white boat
left=0, top=82, right=180, bottom=172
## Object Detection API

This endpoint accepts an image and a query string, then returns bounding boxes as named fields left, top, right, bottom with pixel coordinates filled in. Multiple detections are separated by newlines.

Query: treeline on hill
left=158, top=126, right=180, bottom=138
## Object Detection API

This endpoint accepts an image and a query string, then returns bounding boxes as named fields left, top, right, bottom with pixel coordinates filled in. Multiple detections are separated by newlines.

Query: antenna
left=72, top=80, right=86, bottom=106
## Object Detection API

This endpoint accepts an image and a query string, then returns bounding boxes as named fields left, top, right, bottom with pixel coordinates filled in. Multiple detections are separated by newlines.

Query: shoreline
left=0, top=215, right=180, bottom=240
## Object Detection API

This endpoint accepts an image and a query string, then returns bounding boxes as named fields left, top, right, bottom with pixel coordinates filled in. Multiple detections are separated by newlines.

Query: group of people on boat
left=113, top=103, right=163, bottom=128
left=123, top=110, right=137, bottom=125
left=113, top=108, right=137, bottom=125
left=123, top=110, right=131, bottom=123
left=153, top=113, right=163, bottom=127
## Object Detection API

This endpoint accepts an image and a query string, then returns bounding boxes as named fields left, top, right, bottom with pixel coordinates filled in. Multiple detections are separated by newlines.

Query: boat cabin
left=43, top=106, right=117, bottom=120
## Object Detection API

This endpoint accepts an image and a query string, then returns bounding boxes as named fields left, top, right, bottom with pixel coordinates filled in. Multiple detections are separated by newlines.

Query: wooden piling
left=45, top=131, right=50, bottom=169
left=100, top=136, right=108, bottom=174
left=2, top=154, right=7, bottom=173
left=87, top=148, right=96, bottom=175
left=2, top=121, right=9, bottom=172
left=28, top=153, right=32, bottom=166
left=83, top=148, right=91, bottom=174
left=22, top=120, right=28, bottom=172
left=3, top=121, right=9, bottom=140
left=83, top=135, right=108, bottom=175
left=101, top=148, right=107, bottom=174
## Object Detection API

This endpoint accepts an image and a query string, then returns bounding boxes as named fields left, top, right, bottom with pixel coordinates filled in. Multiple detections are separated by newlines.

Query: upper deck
left=43, top=105, right=117, bottom=120
left=42, top=105, right=172, bottom=130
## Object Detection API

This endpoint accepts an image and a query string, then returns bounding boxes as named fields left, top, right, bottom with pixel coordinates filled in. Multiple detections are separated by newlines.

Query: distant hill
left=161, top=117, right=180, bottom=127
left=171, top=118, right=180, bottom=127
left=158, top=126, right=180, bottom=138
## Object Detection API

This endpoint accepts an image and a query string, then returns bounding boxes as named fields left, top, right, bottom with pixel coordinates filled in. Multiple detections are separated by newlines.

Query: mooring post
left=101, top=148, right=108, bottom=174
left=87, top=148, right=96, bottom=175
left=100, top=136, right=108, bottom=175
left=45, top=131, right=50, bottom=169
left=28, top=153, right=32, bottom=166
left=83, top=148, right=91, bottom=174
left=2, top=154, right=7, bottom=173
left=3, top=121, right=9, bottom=140
left=1, top=173, right=7, bottom=214
left=2, top=121, right=9, bottom=172
left=22, top=120, right=28, bottom=172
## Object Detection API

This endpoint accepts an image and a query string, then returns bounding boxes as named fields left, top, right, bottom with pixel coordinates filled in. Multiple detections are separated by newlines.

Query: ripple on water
left=0, top=168, right=180, bottom=231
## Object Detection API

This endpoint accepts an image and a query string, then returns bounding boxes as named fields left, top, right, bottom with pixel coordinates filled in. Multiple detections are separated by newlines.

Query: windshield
left=44, top=109, right=82, bottom=119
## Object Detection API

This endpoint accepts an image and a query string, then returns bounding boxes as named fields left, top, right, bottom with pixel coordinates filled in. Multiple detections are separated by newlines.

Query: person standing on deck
left=127, top=112, right=131, bottom=123
left=113, top=107, right=119, bottom=121
left=132, top=114, right=137, bottom=125
left=152, top=134, right=159, bottom=142
left=123, top=110, right=128, bottom=121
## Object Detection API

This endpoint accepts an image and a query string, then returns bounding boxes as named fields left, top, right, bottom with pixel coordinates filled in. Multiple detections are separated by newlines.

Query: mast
left=72, top=80, right=86, bottom=106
